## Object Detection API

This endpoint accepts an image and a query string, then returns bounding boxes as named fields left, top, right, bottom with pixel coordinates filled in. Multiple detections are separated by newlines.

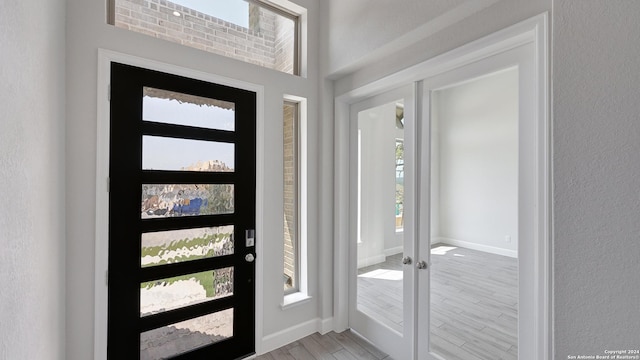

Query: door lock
left=402, top=256, right=412, bottom=265
left=417, top=260, right=428, bottom=269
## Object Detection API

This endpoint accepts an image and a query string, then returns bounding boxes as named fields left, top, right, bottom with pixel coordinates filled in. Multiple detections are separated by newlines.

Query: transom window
left=109, top=0, right=302, bottom=75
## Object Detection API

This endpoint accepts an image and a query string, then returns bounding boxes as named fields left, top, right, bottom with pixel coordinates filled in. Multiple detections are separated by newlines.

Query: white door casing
left=419, top=42, right=537, bottom=359
left=334, top=13, right=550, bottom=360
left=348, top=84, right=416, bottom=360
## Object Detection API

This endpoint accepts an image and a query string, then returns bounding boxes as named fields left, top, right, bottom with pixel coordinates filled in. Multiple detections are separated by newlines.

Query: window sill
left=281, top=292, right=312, bottom=310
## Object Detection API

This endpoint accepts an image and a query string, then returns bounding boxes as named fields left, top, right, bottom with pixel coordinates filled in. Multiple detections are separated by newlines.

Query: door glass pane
left=142, top=184, right=234, bottom=218
left=143, top=87, right=235, bottom=131
left=141, top=226, right=234, bottom=268
left=429, top=69, right=519, bottom=359
left=143, top=136, right=234, bottom=172
left=356, top=99, right=405, bottom=333
left=141, top=267, right=234, bottom=317
left=140, top=308, right=234, bottom=359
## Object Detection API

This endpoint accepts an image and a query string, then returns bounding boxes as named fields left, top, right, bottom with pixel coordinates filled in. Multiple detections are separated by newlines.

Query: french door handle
left=402, top=256, right=412, bottom=265
left=245, top=253, right=255, bottom=263
left=417, top=260, right=428, bottom=270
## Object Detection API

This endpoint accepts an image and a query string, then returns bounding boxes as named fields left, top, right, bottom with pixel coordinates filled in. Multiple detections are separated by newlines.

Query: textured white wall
left=433, top=68, right=518, bottom=254
left=0, top=1, right=66, bottom=359
left=553, top=0, right=640, bottom=356
left=325, top=0, right=470, bottom=75
left=327, top=0, right=550, bottom=91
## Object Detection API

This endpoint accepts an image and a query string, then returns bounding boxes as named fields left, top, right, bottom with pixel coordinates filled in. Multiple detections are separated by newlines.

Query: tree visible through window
left=396, top=140, right=404, bottom=230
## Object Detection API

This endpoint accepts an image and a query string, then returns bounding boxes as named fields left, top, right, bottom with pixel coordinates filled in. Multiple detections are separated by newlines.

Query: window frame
left=107, top=0, right=302, bottom=76
left=283, top=100, right=300, bottom=295
left=281, top=95, right=310, bottom=308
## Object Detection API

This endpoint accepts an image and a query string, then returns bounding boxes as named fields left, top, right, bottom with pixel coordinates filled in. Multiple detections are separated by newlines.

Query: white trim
left=333, top=99, right=350, bottom=333
left=95, top=49, right=265, bottom=360
left=282, top=94, right=310, bottom=304
left=384, top=246, right=404, bottom=257
left=432, top=237, right=518, bottom=258
left=356, top=254, right=386, bottom=269
left=281, top=292, right=312, bottom=310
left=333, top=13, right=550, bottom=360
left=259, top=318, right=321, bottom=354
left=319, top=317, right=334, bottom=335
left=335, top=15, right=542, bottom=102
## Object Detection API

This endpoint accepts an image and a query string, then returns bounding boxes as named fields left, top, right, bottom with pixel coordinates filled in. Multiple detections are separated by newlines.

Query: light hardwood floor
left=357, top=253, right=404, bottom=332
left=257, top=330, right=394, bottom=360
left=429, top=244, right=518, bottom=360
left=356, top=244, right=518, bottom=360
left=261, top=245, right=517, bottom=360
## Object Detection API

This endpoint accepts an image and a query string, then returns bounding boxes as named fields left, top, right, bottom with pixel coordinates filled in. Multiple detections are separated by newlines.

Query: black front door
left=108, top=63, right=256, bottom=360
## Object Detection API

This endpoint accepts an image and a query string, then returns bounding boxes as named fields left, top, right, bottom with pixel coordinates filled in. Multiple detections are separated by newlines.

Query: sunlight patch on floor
left=358, top=269, right=403, bottom=281
left=431, top=245, right=458, bottom=255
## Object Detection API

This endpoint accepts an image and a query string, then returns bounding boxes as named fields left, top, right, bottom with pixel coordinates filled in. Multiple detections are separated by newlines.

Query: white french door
left=346, top=37, right=548, bottom=360
left=418, top=43, right=537, bottom=360
left=348, top=84, right=417, bottom=360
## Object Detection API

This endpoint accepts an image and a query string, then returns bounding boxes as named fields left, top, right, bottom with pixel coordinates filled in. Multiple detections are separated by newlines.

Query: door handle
left=245, top=253, right=255, bottom=263
left=417, top=260, right=428, bottom=269
left=402, top=256, right=412, bottom=265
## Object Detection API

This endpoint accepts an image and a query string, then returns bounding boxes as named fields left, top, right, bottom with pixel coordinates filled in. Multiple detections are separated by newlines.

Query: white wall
left=325, top=0, right=498, bottom=76
left=65, top=0, right=321, bottom=358
left=553, top=0, right=640, bottom=356
left=432, top=68, right=518, bottom=255
left=0, top=1, right=66, bottom=359
left=325, top=0, right=640, bottom=356
left=327, top=0, right=551, bottom=92
left=356, top=102, right=397, bottom=268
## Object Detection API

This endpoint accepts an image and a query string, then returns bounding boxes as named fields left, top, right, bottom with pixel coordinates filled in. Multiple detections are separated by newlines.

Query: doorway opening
left=336, top=14, right=549, bottom=360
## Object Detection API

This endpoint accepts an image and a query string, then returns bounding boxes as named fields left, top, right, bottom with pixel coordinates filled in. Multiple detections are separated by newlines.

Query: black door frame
left=108, top=62, right=256, bottom=359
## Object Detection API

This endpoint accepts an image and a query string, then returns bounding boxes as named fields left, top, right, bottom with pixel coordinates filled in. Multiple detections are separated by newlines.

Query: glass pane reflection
left=140, top=308, right=233, bottom=359
left=141, top=184, right=234, bottom=218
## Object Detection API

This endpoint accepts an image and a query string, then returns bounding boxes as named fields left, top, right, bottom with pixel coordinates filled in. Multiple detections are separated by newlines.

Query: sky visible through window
left=171, top=0, right=249, bottom=27
left=142, top=96, right=235, bottom=171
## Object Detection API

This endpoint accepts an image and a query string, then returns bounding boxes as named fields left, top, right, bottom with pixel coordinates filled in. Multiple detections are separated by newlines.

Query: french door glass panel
left=356, top=100, right=405, bottom=333
left=350, top=85, right=415, bottom=360
left=427, top=68, right=519, bottom=360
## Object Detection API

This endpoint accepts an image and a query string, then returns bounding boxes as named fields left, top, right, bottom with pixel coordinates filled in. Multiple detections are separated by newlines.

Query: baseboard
left=434, top=237, right=518, bottom=258
left=384, top=246, right=403, bottom=257
left=259, top=318, right=326, bottom=354
left=357, top=254, right=386, bottom=269
left=319, top=317, right=334, bottom=334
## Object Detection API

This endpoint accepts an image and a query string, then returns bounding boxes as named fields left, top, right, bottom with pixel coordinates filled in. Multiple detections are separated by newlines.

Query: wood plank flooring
left=261, top=245, right=517, bottom=360
left=357, top=253, right=404, bottom=332
left=257, top=331, right=394, bottom=360
left=429, top=244, right=518, bottom=360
